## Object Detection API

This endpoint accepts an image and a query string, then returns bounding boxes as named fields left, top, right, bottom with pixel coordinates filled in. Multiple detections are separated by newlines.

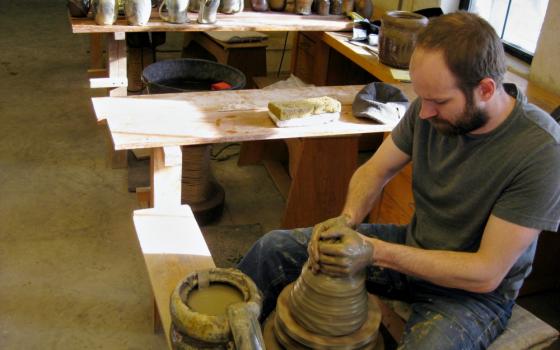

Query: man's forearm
left=368, top=237, right=504, bottom=293
left=342, top=136, right=411, bottom=226
left=342, top=165, right=388, bottom=227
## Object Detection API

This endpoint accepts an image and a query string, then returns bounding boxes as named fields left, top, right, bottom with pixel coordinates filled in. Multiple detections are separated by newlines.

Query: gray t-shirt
left=391, top=84, right=560, bottom=299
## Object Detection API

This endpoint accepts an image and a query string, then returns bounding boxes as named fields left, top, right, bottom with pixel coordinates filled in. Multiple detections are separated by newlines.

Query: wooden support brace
left=90, top=77, right=128, bottom=89
left=151, top=147, right=183, bottom=210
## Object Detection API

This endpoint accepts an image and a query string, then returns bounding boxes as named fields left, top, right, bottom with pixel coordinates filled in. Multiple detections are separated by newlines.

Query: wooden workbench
left=91, top=84, right=414, bottom=347
left=70, top=11, right=353, bottom=167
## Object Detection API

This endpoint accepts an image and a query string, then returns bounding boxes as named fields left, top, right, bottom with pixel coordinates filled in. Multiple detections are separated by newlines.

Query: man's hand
left=316, top=227, right=373, bottom=277
left=308, top=215, right=354, bottom=272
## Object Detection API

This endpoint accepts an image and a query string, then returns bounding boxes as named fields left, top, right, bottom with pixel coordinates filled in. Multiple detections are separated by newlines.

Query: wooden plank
left=262, top=159, right=291, bottom=199
left=151, top=147, right=182, bottom=209
left=92, top=85, right=415, bottom=149
left=133, top=205, right=215, bottom=348
left=322, top=32, right=400, bottom=84
left=89, top=33, right=104, bottom=70
left=90, top=77, right=128, bottom=88
left=107, top=33, right=127, bottom=97
left=282, top=136, right=358, bottom=229
left=70, top=11, right=353, bottom=33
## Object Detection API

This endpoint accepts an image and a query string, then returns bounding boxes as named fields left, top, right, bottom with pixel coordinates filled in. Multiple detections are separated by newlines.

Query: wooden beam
left=151, top=147, right=183, bottom=210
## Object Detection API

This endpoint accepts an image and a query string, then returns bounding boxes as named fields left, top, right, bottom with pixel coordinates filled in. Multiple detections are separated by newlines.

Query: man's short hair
left=415, top=11, right=506, bottom=96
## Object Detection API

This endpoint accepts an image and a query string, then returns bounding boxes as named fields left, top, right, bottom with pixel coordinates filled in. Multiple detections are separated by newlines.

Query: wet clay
left=187, top=283, right=244, bottom=316
left=268, top=260, right=382, bottom=349
left=289, top=261, right=368, bottom=336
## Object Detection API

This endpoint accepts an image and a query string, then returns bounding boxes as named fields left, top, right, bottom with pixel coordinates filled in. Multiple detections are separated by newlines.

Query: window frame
left=459, top=0, right=538, bottom=64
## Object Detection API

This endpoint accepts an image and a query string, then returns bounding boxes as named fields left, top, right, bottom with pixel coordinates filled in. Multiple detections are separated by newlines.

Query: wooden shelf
left=71, top=10, right=353, bottom=33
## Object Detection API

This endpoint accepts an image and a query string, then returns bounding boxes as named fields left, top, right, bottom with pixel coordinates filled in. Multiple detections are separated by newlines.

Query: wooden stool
left=378, top=298, right=559, bottom=349
left=191, top=32, right=268, bottom=89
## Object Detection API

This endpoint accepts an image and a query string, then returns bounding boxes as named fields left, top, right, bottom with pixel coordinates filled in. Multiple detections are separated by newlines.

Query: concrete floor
left=0, top=1, right=558, bottom=349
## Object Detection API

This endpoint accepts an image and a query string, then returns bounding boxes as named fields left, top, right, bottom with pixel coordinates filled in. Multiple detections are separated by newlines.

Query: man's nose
left=419, top=100, right=437, bottom=119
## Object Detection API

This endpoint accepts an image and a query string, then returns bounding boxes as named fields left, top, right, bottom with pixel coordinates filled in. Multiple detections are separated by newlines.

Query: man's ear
left=476, top=78, right=497, bottom=102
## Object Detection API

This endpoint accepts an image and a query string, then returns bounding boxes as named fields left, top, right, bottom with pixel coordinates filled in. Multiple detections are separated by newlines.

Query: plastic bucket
left=142, top=58, right=246, bottom=94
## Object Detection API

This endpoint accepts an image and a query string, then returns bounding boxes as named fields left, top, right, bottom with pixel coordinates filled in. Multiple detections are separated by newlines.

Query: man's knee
left=400, top=312, right=469, bottom=350
left=258, top=228, right=311, bottom=253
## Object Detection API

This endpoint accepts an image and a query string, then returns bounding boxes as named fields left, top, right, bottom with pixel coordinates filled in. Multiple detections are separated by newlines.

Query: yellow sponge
left=267, top=96, right=341, bottom=127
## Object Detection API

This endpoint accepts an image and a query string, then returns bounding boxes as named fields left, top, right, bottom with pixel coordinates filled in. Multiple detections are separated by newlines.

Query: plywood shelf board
left=133, top=205, right=215, bottom=348
left=71, top=11, right=353, bottom=33
left=92, top=85, right=415, bottom=150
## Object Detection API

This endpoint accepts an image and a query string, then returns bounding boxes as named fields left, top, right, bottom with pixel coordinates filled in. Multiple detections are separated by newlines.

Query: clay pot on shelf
left=295, top=0, right=312, bottom=15
left=220, top=0, right=243, bottom=14
left=124, top=0, right=151, bottom=25
left=379, top=11, right=428, bottom=69
left=251, top=0, right=269, bottom=11
left=330, top=0, right=343, bottom=15
left=268, top=0, right=285, bottom=11
left=197, top=0, right=219, bottom=23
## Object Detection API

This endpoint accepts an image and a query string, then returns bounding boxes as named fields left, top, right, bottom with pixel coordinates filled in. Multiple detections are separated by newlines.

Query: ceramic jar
left=379, top=11, right=429, bottom=69
left=220, top=0, right=243, bottom=14
left=251, top=0, right=269, bottom=12
left=159, top=0, right=189, bottom=23
left=93, top=0, right=118, bottom=25
left=295, top=0, right=312, bottom=15
left=197, top=0, right=219, bottom=23
left=124, top=0, right=151, bottom=25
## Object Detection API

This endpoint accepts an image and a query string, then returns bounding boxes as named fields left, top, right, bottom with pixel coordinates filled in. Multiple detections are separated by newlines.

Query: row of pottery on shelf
left=90, top=0, right=152, bottom=25
left=274, top=0, right=354, bottom=15
left=89, top=0, right=243, bottom=26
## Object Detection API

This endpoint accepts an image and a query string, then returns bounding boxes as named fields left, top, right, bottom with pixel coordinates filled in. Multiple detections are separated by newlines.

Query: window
left=460, top=0, right=550, bottom=63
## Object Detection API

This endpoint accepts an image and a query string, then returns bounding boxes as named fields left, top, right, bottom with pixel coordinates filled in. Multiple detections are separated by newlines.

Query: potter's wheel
left=263, top=311, right=384, bottom=350
left=264, top=282, right=383, bottom=350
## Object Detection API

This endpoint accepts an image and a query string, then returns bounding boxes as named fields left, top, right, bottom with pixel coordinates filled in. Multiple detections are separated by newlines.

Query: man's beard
left=430, top=101, right=489, bottom=136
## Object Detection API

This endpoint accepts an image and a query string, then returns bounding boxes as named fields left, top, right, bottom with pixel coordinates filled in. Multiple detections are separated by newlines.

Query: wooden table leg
left=150, top=146, right=183, bottom=210
left=281, top=136, right=359, bottom=229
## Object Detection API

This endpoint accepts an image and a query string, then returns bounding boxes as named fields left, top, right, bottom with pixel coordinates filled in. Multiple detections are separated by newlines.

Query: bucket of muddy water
left=170, top=268, right=264, bottom=349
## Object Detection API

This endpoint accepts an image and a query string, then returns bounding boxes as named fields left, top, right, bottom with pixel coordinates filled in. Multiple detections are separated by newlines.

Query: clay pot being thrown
left=289, top=261, right=368, bottom=336
left=269, top=259, right=382, bottom=349
left=170, top=268, right=263, bottom=349
left=379, top=11, right=429, bottom=69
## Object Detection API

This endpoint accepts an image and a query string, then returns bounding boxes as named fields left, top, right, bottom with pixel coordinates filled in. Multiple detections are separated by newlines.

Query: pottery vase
left=220, top=0, right=243, bottom=14
left=268, top=0, right=285, bottom=11
left=159, top=0, right=189, bottom=23
left=125, top=0, right=151, bottom=25
left=330, top=0, right=342, bottom=15
left=251, top=0, right=269, bottom=12
left=94, top=0, right=118, bottom=25
left=197, top=0, right=219, bottom=23
left=317, top=0, right=329, bottom=15
left=295, top=0, right=312, bottom=15
left=379, top=11, right=428, bottom=69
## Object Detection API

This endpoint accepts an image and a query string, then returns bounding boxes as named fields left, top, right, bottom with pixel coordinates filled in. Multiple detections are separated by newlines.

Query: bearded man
left=238, top=11, right=560, bottom=349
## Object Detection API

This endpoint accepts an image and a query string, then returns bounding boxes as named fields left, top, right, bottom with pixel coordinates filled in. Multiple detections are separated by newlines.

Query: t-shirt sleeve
left=390, top=98, right=420, bottom=156
left=493, top=143, right=560, bottom=232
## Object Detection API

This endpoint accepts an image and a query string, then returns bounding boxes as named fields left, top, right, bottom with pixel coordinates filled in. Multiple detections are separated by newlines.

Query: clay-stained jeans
left=237, top=224, right=514, bottom=350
